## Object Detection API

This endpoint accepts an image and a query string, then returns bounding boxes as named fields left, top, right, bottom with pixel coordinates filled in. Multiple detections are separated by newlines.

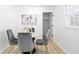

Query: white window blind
left=65, top=5, right=79, bottom=28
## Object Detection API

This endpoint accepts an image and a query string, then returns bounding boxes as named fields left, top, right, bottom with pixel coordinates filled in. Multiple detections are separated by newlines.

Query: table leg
left=32, top=37, right=36, bottom=53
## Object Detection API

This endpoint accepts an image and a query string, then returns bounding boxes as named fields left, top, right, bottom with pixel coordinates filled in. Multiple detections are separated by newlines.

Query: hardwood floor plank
left=36, top=45, right=42, bottom=54
left=50, top=39, right=65, bottom=54
left=48, top=41, right=57, bottom=54
left=53, top=41, right=65, bottom=54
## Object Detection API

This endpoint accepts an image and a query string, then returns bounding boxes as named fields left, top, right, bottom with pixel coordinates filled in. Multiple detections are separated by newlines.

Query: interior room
left=0, top=5, right=79, bottom=54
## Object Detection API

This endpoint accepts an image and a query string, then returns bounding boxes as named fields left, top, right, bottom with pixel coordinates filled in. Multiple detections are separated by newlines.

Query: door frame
left=42, top=12, right=53, bottom=38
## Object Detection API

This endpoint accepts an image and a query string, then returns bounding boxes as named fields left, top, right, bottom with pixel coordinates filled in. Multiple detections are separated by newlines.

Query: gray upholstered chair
left=18, top=33, right=33, bottom=53
left=7, top=29, right=17, bottom=45
left=36, top=28, right=51, bottom=45
left=36, top=37, right=48, bottom=45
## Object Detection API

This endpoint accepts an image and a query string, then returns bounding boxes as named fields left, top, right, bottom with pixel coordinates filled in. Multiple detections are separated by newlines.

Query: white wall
left=0, top=6, right=18, bottom=53
left=14, top=5, right=55, bottom=39
left=53, top=5, right=79, bottom=54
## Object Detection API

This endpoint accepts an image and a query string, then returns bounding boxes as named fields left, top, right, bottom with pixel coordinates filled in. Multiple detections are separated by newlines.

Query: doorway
left=43, top=12, right=53, bottom=39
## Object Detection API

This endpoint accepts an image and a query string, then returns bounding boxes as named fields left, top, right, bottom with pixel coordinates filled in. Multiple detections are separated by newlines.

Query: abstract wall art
left=21, top=14, right=37, bottom=25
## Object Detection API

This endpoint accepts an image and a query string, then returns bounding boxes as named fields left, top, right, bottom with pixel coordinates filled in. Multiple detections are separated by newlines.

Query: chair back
left=7, top=29, right=15, bottom=45
left=18, top=33, right=33, bottom=52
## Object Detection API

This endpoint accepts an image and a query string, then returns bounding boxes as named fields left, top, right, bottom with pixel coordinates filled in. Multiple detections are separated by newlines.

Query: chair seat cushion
left=36, top=39, right=43, bottom=45
left=36, top=39, right=48, bottom=45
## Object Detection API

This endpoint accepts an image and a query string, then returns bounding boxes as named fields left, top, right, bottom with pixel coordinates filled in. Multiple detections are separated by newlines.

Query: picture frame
left=21, top=14, right=37, bottom=25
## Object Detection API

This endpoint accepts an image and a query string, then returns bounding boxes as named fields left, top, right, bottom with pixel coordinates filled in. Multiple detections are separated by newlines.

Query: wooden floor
left=2, top=39, right=65, bottom=54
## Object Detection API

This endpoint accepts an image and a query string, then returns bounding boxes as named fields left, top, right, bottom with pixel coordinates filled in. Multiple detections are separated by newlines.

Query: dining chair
left=36, top=28, right=52, bottom=45
left=7, top=29, right=17, bottom=45
left=7, top=29, right=18, bottom=53
left=18, top=33, right=33, bottom=54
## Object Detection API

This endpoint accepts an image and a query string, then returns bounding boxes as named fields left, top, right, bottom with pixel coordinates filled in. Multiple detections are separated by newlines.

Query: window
left=65, top=5, right=79, bottom=29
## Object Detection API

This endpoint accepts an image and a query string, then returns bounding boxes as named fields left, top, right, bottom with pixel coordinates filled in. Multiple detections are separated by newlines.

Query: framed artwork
left=21, top=14, right=37, bottom=25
